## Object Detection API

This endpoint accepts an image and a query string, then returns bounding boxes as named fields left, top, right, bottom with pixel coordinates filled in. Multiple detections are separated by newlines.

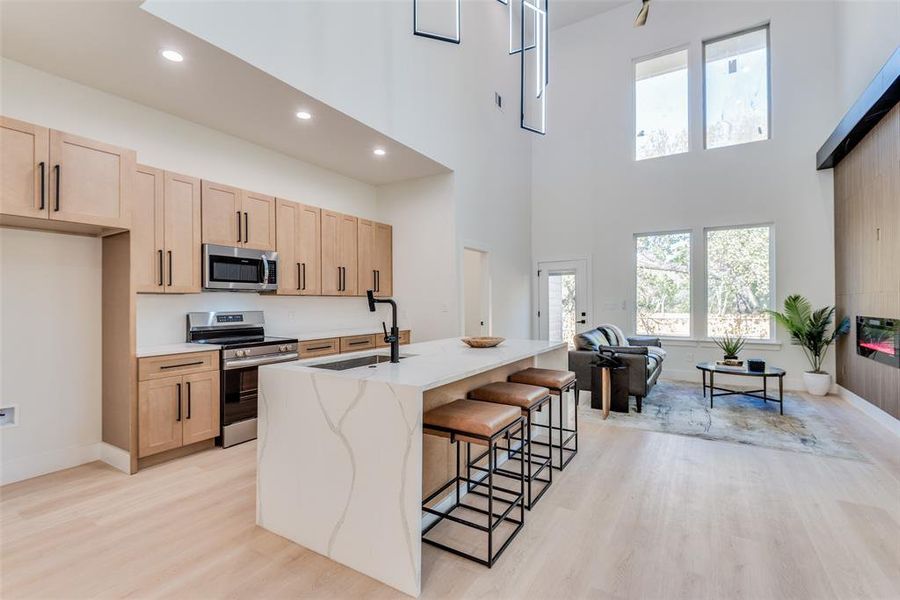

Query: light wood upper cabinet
left=241, top=190, right=276, bottom=251
left=276, top=199, right=321, bottom=295
left=201, top=180, right=241, bottom=246
left=1, top=118, right=133, bottom=229
left=339, top=213, right=359, bottom=296
left=0, top=117, right=49, bottom=219
left=138, top=375, right=184, bottom=458
left=359, top=220, right=393, bottom=297
left=164, top=172, right=202, bottom=293
left=49, top=130, right=134, bottom=228
left=134, top=167, right=201, bottom=294
left=181, top=371, right=220, bottom=446
left=133, top=165, right=165, bottom=293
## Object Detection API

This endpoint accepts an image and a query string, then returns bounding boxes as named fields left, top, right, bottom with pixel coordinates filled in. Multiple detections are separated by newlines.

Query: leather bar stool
left=467, top=381, right=553, bottom=509
left=508, top=368, right=578, bottom=470
left=422, top=399, right=526, bottom=567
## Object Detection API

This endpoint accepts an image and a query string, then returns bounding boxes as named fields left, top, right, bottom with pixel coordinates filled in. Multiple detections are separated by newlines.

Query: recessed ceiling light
left=161, top=49, right=184, bottom=63
left=296, top=111, right=312, bottom=120
left=373, top=147, right=386, bottom=156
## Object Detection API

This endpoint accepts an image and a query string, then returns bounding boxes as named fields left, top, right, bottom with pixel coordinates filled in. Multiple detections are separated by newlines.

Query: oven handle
left=222, top=352, right=299, bottom=370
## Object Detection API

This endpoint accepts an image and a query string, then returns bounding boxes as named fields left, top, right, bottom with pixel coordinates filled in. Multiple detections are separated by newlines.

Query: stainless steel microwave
left=202, top=244, right=278, bottom=292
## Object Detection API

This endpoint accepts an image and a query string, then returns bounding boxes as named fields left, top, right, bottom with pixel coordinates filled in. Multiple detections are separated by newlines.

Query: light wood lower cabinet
left=138, top=352, right=219, bottom=458
left=1, top=116, right=134, bottom=232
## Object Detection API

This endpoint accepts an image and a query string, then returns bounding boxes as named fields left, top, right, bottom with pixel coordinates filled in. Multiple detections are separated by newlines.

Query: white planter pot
left=803, top=371, right=832, bottom=396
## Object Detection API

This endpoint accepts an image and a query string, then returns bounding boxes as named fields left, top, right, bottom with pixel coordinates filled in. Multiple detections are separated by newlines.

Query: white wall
left=532, top=1, right=840, bottom=390
left=833, top=1, right=900, bottom=114
left=0, top=229, right=102, bottom=484
left=144, top=0, right=535, bottom=339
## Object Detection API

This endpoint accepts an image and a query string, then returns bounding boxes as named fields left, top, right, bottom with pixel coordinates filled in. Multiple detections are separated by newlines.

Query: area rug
left=581, top=380, right=866, bottom=461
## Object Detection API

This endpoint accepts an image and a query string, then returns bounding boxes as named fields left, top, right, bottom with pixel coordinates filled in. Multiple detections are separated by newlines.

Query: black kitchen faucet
left=367, top=290, right=400, bottom=363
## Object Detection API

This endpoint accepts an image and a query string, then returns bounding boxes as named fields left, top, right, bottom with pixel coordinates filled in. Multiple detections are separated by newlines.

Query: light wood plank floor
left=2, top=391, right=899, bottom=599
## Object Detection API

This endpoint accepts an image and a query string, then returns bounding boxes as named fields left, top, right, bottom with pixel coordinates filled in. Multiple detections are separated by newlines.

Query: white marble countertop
left=263, top=337, right=567, bottom=391
left=136, top=342, right=221, bottom=358
left=270, top=326, right=410, bottom=342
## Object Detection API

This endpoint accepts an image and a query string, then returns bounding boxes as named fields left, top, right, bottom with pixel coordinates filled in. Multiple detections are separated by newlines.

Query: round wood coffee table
left=696, top=362, right=787, bottom=415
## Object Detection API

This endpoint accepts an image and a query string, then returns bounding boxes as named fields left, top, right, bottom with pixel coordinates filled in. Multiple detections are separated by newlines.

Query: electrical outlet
left=0, top=406, right=17, bottom=428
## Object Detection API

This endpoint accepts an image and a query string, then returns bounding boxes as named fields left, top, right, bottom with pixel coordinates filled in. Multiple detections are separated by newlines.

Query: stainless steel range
left=186, top=311, right=298, bottom=447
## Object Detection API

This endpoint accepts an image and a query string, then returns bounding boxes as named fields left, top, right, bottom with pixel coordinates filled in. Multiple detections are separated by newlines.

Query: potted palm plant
left=713, top=333, right=745, bottom=365
left=767, top=295, right=850, bottom=396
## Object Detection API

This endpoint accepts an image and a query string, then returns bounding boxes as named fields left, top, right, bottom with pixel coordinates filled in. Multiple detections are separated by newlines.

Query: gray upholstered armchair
left=568, top=325, right=666, bottom=413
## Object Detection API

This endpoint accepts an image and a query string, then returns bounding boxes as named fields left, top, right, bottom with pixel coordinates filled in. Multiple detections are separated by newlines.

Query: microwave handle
left=262, top=255, right=270, bottom=285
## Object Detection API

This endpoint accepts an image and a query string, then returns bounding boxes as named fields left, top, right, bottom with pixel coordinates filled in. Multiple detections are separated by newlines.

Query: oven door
left=220, top=365, right=258, bottom=447
left=203, top=244, right=278, bottom=291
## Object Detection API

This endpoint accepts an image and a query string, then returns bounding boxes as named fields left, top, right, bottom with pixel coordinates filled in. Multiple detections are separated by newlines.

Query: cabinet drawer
left=139, top=351, right=218, bottom=381
left=299, top=338, right=340, bottom=358
left=376, top=330, right=411, bottom=347
left=340, top=334, right=376, bottom=353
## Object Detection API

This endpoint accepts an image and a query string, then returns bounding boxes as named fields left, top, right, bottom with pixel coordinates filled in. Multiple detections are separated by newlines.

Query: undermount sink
left=309, top=354, right=408, bottom=371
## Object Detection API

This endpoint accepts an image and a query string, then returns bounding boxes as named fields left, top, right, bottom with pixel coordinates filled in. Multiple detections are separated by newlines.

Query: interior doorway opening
left=462, top=247, right=490, bottom=337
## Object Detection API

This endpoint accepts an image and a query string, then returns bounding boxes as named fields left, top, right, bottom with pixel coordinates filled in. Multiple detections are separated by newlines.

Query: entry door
left=537, top=259, right=590, bottom=346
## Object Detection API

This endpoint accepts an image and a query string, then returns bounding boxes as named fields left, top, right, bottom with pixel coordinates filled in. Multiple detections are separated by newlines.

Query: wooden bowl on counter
left=461, top=336, right=505, bottom=348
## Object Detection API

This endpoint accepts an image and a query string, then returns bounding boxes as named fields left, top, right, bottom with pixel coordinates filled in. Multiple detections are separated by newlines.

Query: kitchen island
left=257, top=337, right=568, bottom=597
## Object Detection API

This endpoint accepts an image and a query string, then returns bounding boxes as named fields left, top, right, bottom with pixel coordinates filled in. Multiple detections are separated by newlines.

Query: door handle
left=244, top=212, right=249, bottom=243
left=297, top=263, right=302, bottom=291
left=54, top=164, right=60, bottom=211
left=158, top=249, right=164, bottom=286
left=38, top=162, right=46, bottom=210
left=236, top=211, right=242, bottom=243
left=301, top=262, right=306, bottom=291
left=167, top=251, right=173, bottom=286
left=176, top=383, right=182, bottom=422
left=186, top=382, right=192, bottom=419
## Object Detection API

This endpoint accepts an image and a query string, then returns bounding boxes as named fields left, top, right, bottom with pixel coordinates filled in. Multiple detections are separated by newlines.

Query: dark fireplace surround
left=856, top=316, right=900, bottom=368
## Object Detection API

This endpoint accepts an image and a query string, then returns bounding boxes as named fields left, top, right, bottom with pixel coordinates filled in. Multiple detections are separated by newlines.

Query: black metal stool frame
left=466, top=395, right=552, bottom=510
left=422, top=416, right=526, bottom=568
left=528, top=379, right=578, bottom=470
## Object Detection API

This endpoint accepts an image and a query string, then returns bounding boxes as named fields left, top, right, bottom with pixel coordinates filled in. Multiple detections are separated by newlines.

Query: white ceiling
left=0, top=1, right=449, bottom=185
left=550, top=0, right=631, bottom=30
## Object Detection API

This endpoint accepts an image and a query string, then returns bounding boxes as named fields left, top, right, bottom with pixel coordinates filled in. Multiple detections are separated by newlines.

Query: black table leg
left=709, top=371, right=714, bottom=409
left=779, top=376, right=784, bottom=415
left=701, top=370, right=706, bottom=398
left=763, top=375, right=767, bottom=403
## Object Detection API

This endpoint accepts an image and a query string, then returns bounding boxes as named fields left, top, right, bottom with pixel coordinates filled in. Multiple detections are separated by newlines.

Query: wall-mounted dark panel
left=817, top=47, right=899, bottom=170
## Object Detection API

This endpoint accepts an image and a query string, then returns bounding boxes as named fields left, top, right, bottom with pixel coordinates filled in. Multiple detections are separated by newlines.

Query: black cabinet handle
left=244, top=212, right=249, bottom=243
left=373, top=270, right=378, bottom=292
left=236, top=211, right=242, bottom=243
left=306, top=344, right=333, bottom=351
left=348, top=339, right=369, bottom=346
left=338, top=266, right=343, bottom=292
left=167, top=251, right=173, bottom=286
left=301, top=263, right=306, bottom=291
left=54, top=164, right=60, bottom=211
left=297, top=263, right=302, bottom=291
left=186, top=382, right=192, bottom=419
left=38, top=162, right=45, bottom=210
left=158, top=249, right=164, bottom=286
left=160, top=360, right=204, bottom=370
left=176, top=383, right=182, bottom=422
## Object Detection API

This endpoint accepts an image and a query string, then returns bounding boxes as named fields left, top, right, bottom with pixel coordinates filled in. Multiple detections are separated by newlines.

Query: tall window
left=704, top=25, right=770, bottom=149
left=635, top=232, right=691, bottom=337
left=634, top=49, right=689, bottom=160
left=706, top=225, right=773, bottom=339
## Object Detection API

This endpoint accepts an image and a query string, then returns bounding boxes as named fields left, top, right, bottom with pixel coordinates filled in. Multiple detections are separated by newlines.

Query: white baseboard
left=1, top=441, right=132, bottom=486
left=837, top=385, right=900, bottom=437
left=100, top=442, right=131, bottom=474
left=1, top=442, right=100, bottom=486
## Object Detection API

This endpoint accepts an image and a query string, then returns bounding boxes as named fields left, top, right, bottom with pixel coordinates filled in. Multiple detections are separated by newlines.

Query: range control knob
left=279, top=345, right=288, bottom=352
left=235, top=350, right=246, bottom=358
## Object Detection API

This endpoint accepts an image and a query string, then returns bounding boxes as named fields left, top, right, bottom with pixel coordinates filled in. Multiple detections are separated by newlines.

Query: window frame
left=701, top=22, right=772, bottom=151
left=631, top=44, right=691, bottom=162
left=703, top=222, right=776, bottom=341
left=633, top=228, right=694, bottom=338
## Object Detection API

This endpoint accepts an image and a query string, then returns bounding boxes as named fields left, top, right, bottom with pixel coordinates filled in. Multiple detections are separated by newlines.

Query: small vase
left=803, top=371, right=832, bottom=396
